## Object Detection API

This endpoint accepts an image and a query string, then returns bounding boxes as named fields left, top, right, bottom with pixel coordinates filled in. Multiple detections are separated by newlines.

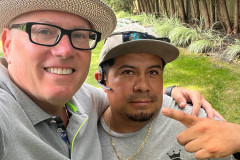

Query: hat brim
left=0, top=0, right=116, bottom=40
left=100, top=39, right=179, bottom=65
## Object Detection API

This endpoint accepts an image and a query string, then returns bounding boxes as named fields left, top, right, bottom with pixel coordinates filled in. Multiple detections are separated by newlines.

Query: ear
left=1, top=28, right=12, bottom=64
left=94, top=71, right=102, bottom=81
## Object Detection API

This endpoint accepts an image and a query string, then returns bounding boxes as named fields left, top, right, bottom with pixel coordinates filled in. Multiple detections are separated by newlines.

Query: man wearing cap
left=96, top=23, right=231, bottom=159
left=0, top=0, right=224, bottom=160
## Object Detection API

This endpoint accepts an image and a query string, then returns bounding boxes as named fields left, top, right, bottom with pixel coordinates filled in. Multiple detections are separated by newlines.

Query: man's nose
left=51, top=35, right=74, bottom=58
left=133, top=75, right=150, bottom=92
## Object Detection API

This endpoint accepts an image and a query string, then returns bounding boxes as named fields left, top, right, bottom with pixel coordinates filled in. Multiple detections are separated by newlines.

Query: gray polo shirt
left=0, top=62, right=108, bottom=160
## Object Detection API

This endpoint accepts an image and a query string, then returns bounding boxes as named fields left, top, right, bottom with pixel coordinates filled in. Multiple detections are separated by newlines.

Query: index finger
left=161, top=107, right=198, bottom=128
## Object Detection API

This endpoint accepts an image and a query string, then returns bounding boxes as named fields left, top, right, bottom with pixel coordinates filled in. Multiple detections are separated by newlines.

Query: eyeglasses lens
left=30, top=24, right=97, bottom=49
left=31, top=24, right=60, bottom=45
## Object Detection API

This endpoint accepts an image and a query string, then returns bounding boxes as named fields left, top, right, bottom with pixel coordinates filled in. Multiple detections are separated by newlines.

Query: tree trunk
left=133, top=0, right=139, bottom=13
left=156, top=0, right=160, bottom=16
left=192, top=0, right=200, bottom=20
left=149, top=0, right=155, bottom=13
left=177, top=0, right=186, bottom=22
left=209, top=0, right=215, bottom=27
left=219, top=0, right=232, bottom=34
left=136, top=0, right=144, bottom=13
left=169, top=0, right=175, bottom=18
left=186, top=0, right=191, bottom=20
left=161, top=0, right=168, bottom=17
left=200, top=0, right=210, bottom=29
left=142, top=0, right=150, bottom=14
left=233, top=0, right=239, bottom=34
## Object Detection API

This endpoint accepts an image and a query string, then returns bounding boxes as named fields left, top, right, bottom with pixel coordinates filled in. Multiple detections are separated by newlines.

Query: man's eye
left=122, top=70, right=133, bottom=74
left=72, top=31, right=88, bottom=39
left=37, top=29, right=51, bottom=35
left=73, top=33, right=84, bottom=39
left=148, top=70, right=159, bottom=75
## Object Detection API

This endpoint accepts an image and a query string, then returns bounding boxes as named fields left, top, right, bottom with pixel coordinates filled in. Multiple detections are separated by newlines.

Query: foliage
left=153, top=17, right=181, bottom=37
left=168, top=26, right=198, bottom=47
left=187, top=39, right=214, bottom=53
left=115, top=12, right=232, bottom=56
left=224, top=39, right=240, bottom=60
left=103, top=0, right=133, bottom=12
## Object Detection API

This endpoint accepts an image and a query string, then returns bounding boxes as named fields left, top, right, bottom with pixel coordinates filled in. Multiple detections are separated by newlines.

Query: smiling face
left=1, top=11, right=92, bottom=109
left=105, top=53, right=164, bottom=123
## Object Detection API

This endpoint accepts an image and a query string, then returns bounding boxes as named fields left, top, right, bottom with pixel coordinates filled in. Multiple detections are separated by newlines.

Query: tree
left=161, top=0, right=168, bottom=17
left=103, top=0, right=133, bottom=12
left=169, top=0, right=175, bottom=18
left=192, top=0, right=200, bottom=20
left=131, top=0, right=238, bottom=35
left=155, top=0, right=160, bottom=16
left=209, top=0, right=216, bottom=27
left=233, top=0, right=239, bottom=34
left=177, top=0, right=186, bottom=22
left=219, top=0, right=232, bottom=34
left=200, top=0, right=210, bottom=29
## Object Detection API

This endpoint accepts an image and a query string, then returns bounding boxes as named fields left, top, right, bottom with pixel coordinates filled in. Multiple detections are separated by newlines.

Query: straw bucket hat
left=0, top=0, right=117, bottom=40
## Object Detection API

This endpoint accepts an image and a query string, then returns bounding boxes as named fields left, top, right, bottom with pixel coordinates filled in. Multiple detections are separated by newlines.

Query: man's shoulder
left=75, top=83, right=105, bottom=97
left=162, top=94, right=208, bottom=118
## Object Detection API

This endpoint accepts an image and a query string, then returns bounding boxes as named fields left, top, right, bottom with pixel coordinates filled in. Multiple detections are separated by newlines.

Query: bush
left=169, top=26, right=198, bottom=47
left=188, top=39, right=214, bottom=53
left=224, top=40, right=240, bottom=60
left=103, top=0, right=133, bottom=12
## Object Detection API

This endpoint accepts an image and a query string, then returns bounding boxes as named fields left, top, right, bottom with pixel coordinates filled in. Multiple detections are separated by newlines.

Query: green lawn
left=86, top=43, right=240, bottom=124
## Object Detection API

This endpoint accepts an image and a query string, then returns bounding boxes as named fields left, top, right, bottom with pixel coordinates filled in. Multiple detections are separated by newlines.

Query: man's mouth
left=130, top=100, right=152, bottom=103
left=45, top=67, right=74, bottom=75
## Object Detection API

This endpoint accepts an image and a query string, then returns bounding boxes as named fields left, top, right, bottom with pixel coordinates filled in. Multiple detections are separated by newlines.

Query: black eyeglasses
left=10, top=22, right=102, bottom=50
left=109, top=31, right=170, bottom=43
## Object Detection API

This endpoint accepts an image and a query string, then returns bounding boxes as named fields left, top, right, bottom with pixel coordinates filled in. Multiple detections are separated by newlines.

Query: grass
left=85, top=41, right=104, bottom=86
left=164, top=48, right=240, bottom=123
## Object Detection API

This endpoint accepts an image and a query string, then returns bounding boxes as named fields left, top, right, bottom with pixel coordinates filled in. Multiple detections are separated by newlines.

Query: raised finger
left=161, top=107, right=198, bottom=128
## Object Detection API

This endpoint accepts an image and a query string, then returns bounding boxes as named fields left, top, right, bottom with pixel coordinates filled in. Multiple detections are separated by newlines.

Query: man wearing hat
left=96, top=23, right=231, bottom=159
left=0, top=0, right=223, bottom=159
left=0, top=0, right=116, bottom=159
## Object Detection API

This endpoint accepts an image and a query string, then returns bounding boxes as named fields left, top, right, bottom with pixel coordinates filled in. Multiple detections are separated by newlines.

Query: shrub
left=188, top=39, right=214, bottom=53
left=169, top=26, right=198, bottom=47
left=103, top=0, right=133, bottom=12
left=224, top=40, right=240, bottom=60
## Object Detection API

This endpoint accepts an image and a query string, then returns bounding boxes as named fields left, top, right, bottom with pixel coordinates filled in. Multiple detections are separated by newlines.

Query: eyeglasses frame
left=10, top=22, right=102, bottom=50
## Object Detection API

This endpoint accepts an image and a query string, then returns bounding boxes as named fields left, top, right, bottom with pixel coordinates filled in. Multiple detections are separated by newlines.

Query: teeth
left=46, top=67, right=73, bottom=75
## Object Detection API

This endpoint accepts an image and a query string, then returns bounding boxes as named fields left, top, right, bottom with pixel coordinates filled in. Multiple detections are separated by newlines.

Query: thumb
left=161, top=107, right=198, bottom=128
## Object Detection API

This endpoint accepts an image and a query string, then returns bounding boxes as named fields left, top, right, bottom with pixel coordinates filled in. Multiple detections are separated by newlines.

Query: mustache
left=126, top=93, right=157, bottom=102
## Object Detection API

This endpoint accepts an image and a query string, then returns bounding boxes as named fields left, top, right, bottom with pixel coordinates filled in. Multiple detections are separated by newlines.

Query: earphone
left=97, top=66, right=112, bottom=91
